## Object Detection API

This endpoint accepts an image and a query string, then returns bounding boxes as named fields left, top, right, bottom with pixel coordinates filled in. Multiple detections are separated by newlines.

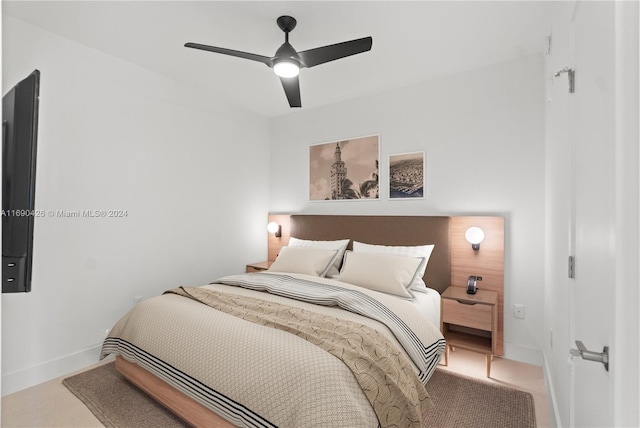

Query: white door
left=570, top=2, right=615, bottom=426
left=548, top=1, right=639, bottom=427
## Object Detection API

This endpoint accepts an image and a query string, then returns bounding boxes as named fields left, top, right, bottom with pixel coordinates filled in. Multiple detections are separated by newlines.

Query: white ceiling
left=3, top=1, right=552, bottom=118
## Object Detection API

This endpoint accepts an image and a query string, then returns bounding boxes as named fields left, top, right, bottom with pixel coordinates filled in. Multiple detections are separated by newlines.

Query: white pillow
left=288, top=237, right=350, bottom=278
left=267, top=246, right=339, bottom=277
left=352, top=241, right=435, bottom=292
left=338, top=251, right=423, bottom=299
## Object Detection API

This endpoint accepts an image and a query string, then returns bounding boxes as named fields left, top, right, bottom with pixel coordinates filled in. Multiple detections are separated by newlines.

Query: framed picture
left=309, top=135, right=379, bottom=201
left=389, top=151, right=425, bottom=199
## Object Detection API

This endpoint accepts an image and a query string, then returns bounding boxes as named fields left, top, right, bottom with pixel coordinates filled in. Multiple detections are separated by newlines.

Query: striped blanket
left=210, top=273, right=444, bottom=385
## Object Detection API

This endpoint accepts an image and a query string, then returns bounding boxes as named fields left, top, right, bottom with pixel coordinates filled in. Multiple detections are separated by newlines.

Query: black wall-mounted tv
left=2, top=70, right=40, bottom=293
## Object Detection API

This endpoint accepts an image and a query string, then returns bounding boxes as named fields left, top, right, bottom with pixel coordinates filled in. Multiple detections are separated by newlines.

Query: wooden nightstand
left=441, top=286, right=498, bottom=377
left=245, top=261, right=272, bottom=273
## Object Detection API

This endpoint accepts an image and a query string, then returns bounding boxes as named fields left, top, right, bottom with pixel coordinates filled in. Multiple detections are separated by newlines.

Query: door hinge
left=554, top=67, right=575, bottom=93
left=568, top=255, right=575, bottom=279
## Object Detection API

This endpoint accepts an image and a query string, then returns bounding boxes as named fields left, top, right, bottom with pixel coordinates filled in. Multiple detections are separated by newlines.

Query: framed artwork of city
left=309, top=135, right=379, bottom=201
left=389, top=151, right=425, bottom=199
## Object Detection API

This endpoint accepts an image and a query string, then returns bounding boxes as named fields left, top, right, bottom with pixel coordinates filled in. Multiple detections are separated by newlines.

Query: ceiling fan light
left=273, top=61, right=299, bottom=78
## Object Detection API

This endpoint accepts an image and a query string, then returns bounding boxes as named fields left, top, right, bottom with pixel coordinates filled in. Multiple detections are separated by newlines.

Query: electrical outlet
left=513, top=304, right=525, bottom=319
left=133, top=295, right=143, bottom=306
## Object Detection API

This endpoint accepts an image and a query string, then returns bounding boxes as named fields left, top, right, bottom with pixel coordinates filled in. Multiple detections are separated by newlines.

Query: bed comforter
left=101, top=272, right=446, bottom=428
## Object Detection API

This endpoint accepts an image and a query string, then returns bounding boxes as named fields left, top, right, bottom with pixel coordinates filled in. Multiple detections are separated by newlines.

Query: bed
left=101, top=215, right=455, bottom=427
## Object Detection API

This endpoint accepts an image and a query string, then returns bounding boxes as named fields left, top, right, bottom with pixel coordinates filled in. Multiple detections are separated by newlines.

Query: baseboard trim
left=542, top=352, right=562, bottom=428
left=2, top=344, right=102, bottom=396
left=503, top=342, right=544, bottom=366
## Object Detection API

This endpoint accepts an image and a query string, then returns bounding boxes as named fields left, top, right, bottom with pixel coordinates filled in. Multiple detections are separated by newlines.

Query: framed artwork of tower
left=309, top=135, right=379, bottom=201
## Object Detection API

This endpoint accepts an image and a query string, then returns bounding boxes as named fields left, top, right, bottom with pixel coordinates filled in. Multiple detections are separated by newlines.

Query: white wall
left=270, top=54, right=546, bottom=364
left=1, top=16, right=271, bottom=395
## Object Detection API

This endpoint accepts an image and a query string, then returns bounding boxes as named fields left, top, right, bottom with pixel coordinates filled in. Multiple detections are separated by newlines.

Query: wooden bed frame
left=116, top=355, right=231, bottom=428
left=116, top=214, right=504, bottom=427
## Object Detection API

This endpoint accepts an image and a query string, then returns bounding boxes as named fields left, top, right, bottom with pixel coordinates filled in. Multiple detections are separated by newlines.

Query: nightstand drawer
left=442, top=299, right=492, bottom=331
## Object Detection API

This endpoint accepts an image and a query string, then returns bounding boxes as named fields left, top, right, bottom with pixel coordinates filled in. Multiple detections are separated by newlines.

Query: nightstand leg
left=486, top=354, right=491, bottom=378
left=444, top=344, right=450, bottom=366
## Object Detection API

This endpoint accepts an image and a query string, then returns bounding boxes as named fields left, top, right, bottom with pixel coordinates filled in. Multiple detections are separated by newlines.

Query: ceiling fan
left=185, top=15, right=373, bottom=108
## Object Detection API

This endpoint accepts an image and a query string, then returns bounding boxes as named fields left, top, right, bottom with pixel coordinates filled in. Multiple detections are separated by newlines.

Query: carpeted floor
left=63, top=362, right=536, bottom=427
left=426, top=368, right=536, bottom=427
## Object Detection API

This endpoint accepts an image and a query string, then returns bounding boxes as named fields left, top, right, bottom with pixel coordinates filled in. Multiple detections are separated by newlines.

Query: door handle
left=570, top=340, right=609, bottom=371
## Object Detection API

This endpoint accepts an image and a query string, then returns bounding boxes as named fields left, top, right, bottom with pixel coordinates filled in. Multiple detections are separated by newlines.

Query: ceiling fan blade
left=298, top=36, right=372, bottom=68
left=185, top=42, right=273, bottom=66
left=279, top=76, right=301, bottom=108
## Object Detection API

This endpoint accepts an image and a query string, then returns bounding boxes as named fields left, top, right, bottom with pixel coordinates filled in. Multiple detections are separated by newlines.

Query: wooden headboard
left=267, top=213, right=505, bottom=355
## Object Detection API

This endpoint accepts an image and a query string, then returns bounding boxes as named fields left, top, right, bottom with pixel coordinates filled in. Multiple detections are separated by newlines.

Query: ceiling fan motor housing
left=274, top=42, right=302, bottom=67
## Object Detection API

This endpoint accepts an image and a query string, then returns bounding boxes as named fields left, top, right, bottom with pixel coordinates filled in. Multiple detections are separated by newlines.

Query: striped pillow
left=288, top=237, right=350, bottom=278
left=268, top=246, right=339, bottom=277
left=338, top=251, right=423, bottom=298
left=352, top=241, right=435, bottom=292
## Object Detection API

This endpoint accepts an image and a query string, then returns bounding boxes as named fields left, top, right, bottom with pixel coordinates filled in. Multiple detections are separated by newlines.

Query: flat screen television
left=2, top=70, right=40, bottom=293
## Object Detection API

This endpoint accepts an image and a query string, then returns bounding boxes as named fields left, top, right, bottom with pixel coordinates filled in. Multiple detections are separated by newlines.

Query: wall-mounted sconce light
left=267, top=221, right=282, bottom=238
left=465, top=226, right=485, bottom=251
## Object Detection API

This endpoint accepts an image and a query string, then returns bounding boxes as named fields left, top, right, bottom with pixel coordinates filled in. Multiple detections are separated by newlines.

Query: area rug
left=63, top=362, right=536, bottom=427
